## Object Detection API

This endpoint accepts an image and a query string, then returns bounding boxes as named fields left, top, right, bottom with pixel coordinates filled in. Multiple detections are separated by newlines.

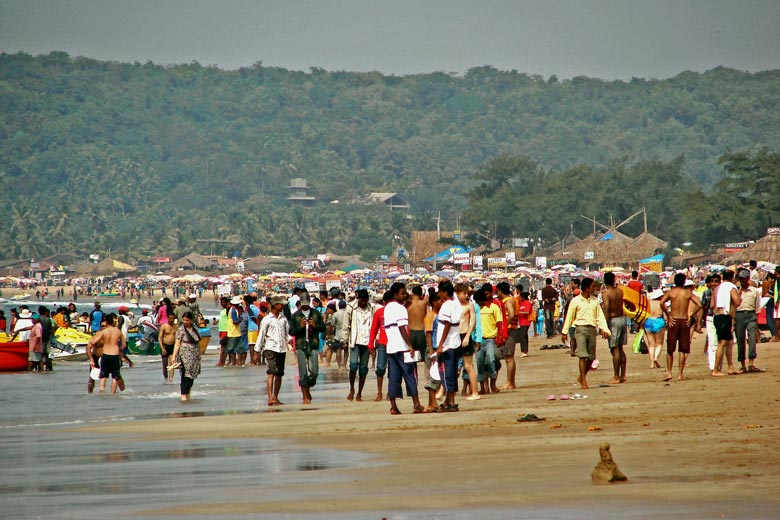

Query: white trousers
left=705, top=316, right=717, bottom=370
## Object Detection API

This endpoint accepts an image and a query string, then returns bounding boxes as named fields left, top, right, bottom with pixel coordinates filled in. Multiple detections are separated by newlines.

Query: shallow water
left=0, top=357, right=373, bottom=520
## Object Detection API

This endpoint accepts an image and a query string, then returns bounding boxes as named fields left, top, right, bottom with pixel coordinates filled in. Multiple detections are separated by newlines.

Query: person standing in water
left=169, top=311, right=202, bottom=402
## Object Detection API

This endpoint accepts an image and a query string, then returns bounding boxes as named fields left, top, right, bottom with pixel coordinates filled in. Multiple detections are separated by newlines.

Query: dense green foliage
left=1, top=52, right=779, bottom=261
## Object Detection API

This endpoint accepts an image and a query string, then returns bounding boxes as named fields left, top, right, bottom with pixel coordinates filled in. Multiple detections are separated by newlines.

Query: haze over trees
left=1, top=51, right=778, bottom=261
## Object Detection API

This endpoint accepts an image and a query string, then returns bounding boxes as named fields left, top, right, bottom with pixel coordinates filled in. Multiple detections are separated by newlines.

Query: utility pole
left=432, top=211, right=441, bottom=271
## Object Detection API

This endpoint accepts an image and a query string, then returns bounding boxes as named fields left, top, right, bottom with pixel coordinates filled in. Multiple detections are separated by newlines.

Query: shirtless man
left=159, top=318, right=178, bottom=383
left=87, top=313, right=130, bottom=394
left=601, top=272, right=627, bottom=384
left=659, top=274, right=702, bottom=381
left=711, top=270, right=741, bottom=377
left=407, top=285, right=428, bottom=362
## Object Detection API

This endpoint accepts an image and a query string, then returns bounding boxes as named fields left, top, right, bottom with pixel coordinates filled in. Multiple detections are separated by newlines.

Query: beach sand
left=5, top=285, right=777, bottom=515
left=70, top=328, right=780, bottom=517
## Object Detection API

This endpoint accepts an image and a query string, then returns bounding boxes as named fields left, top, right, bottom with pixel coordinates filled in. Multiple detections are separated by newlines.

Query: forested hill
left=1, top=51, right=779, bottom=261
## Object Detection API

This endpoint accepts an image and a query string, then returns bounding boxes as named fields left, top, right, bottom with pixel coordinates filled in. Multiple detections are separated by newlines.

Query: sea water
left=0, top=358, right=376, bottom=520
left=0, top=294, right=373, bottom=519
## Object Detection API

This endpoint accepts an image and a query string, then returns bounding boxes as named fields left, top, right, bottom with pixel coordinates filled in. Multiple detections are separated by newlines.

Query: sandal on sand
left=748, top=366, right=766, bottom=373
left=168, top=362, right=181, bottom=370
left=571, top=393, right=588, bottom=400
left=517, top=413, right=546, bottom=422
left=559, top=394, right=570, bottom=400
left=547, top=395, right=556, bottom=401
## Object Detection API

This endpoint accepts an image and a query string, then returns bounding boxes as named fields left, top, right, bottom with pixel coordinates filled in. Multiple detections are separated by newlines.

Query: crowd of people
left=4, top=258, right=773, bottom=412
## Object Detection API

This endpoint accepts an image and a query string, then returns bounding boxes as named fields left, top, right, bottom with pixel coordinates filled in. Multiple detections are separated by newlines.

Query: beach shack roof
left=365, top=192, right=410, bottom=210
left=723, top=227, right=780, bottom=265
left=89, top=257, right=137, bottom=275
left=632, top=232, right=668, bottom=257
left=170, top=252, right=212, bottom=270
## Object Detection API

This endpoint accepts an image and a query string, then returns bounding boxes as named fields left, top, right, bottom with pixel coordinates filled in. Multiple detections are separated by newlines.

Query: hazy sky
left=1, top=0, right=779, bottom=79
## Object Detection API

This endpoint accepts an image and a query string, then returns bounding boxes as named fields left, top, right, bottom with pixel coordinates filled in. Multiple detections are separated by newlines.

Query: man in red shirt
left=516, top=291, right=533, bottom=357
left=368, top=291, right=391, bottom=401
left=627, top=271, right=644, bottom=294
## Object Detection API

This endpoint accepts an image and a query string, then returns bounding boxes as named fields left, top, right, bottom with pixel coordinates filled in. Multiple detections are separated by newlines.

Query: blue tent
left=424, top=245, right=472, bottom=262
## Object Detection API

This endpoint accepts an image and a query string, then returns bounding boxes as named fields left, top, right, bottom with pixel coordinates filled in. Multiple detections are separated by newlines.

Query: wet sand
left=72, top=330, right=780, bottom=517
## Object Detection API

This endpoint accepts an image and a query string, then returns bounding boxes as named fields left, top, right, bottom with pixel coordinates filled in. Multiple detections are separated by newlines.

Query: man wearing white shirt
left=712, top=270, right=741, bottom=377
left=344, top=289, right=374, bottom=402
left=436, top=280, right=462, bottom=412
left=384, top=282, right=424, bottom=415
left=256, top=297, right=290, bottom=406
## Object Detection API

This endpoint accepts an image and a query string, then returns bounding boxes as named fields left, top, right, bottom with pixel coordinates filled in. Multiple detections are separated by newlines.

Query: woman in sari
left=169, top=311, right=202, bottom=401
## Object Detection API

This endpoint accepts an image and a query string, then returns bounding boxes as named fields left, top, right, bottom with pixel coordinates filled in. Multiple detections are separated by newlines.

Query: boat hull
left=0, top=342, right=29, bottom=372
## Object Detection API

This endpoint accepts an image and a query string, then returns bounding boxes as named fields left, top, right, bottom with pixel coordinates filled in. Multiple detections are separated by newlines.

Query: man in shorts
left=497, top=282, right=518, bottom=389
left=659, top=273, right=702, bottom=381
left=711, top=270, right=741, bottom=377
left=601, top=272, right=627, bottom=384
left=88, top=313, right=130, bottom=394
left=159, top=317, right=178, bottom=383
left=562, top=278, right=610, bottom=390
left=407, top=285, right=428, bottom=361
left=27, top=313, right=44, bottom=372
left=256, top=297, right=290, bottom=406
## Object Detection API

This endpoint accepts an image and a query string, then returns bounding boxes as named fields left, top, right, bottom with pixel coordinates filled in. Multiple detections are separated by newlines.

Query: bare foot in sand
left=620, top=377, right=627, bottom=383
left=711, top=371, right=726, bottom=377
left=373, top=394, right=383, bottom=402
left=500, top=384, right=516, bottom=390
left=355, top=394, right=363, bottom=402
left=390, top=408, right=401, bottom=415
left=347, top=391, right=354, bottom=401
left=663, top=373, right=673, bottom=381
left=608, top=378, right=621, bottom=384
left=677, top=374, right=685, bottom=381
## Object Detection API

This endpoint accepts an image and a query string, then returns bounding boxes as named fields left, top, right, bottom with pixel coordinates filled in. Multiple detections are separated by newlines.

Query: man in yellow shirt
left=474, top=289, right=503, bottom=395
left=562, top=278, right=610, bottom=390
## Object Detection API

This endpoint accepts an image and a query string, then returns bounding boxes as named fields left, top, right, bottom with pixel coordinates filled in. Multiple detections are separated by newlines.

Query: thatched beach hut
left=723, top=228, right=780, bottom=265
